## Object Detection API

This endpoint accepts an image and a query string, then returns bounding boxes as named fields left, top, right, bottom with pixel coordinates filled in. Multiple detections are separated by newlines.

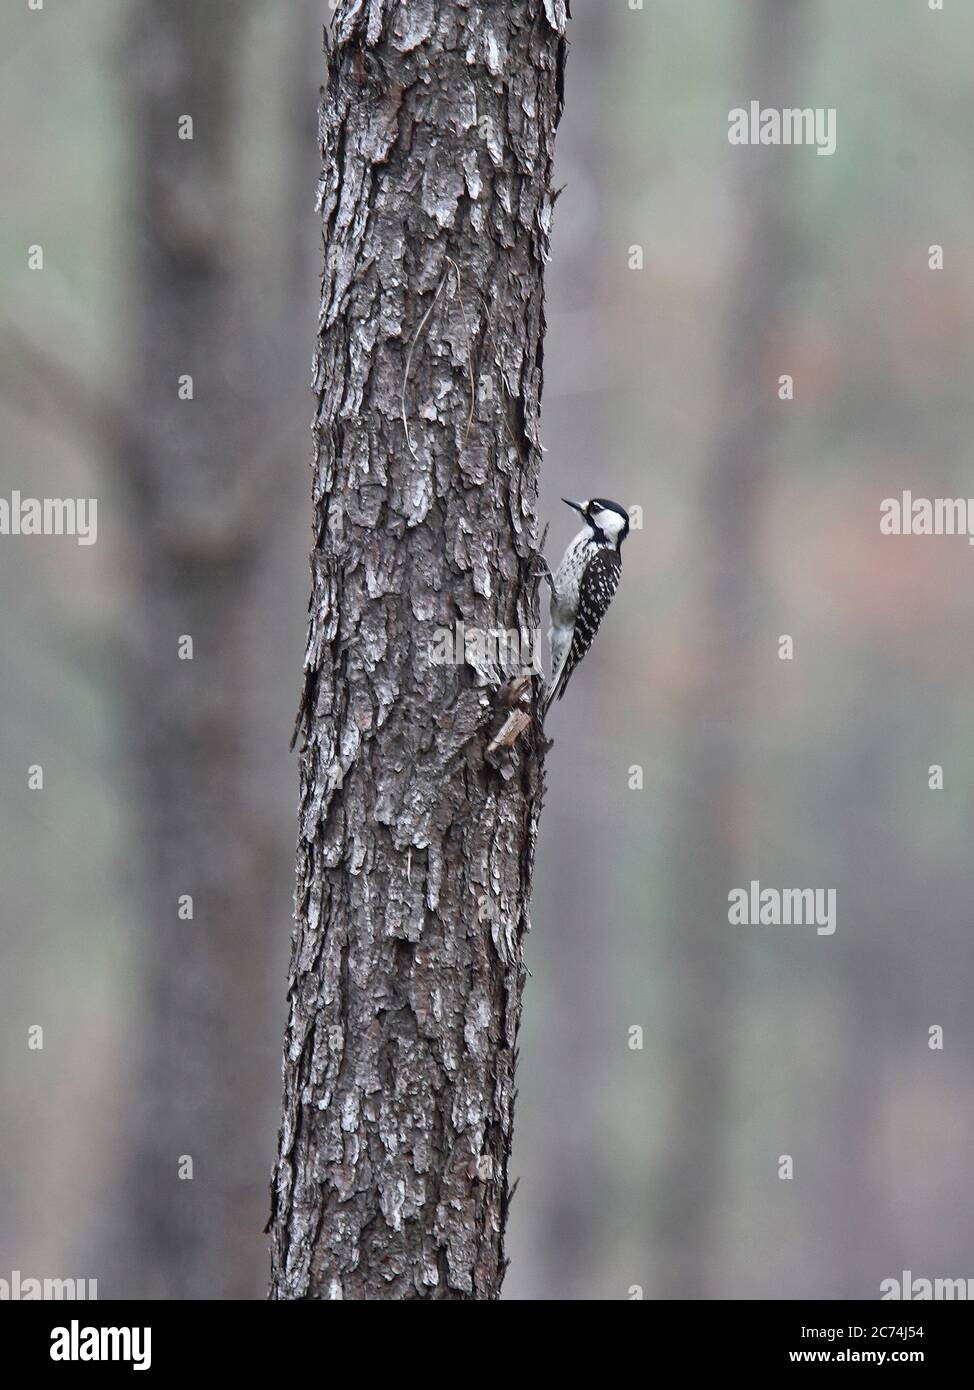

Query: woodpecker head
left=562, top=497, right=631, bottom=549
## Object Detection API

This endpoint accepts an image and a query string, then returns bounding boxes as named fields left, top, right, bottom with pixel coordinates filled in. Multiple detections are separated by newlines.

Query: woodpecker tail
left=539, top=654, right=569, bottom=723
left=539, top=682, right=553, bottom=724
left=541, top=626, right=571, bottom=723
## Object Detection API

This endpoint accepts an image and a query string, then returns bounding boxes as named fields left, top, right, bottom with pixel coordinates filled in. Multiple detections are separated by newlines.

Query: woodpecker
left=541, top=497, right=630, bottom=720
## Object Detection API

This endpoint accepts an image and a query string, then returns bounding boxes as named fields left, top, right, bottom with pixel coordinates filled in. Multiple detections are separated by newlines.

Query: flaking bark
left=269, top=0, right=568, bottom=1300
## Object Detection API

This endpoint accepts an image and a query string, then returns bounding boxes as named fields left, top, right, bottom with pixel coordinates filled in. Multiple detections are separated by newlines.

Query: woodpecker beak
left=562, top=498, right=585, bottom=515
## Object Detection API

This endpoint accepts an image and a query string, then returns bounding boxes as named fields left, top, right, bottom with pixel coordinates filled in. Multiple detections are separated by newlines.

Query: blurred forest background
left=3, top=0, right=974, bottom=1300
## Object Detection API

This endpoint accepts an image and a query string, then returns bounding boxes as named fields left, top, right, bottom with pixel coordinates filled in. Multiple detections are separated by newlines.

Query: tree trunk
left=268, top=0, right=568, bottom=1301
left=656, top=0, right=806, bottom=1298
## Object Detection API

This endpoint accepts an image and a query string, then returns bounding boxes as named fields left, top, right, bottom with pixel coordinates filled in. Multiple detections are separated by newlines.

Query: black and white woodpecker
left=541, top=497, right=631, bottom=720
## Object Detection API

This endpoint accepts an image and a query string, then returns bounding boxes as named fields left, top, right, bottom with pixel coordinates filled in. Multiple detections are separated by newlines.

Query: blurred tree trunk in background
left=657, top=0, right=806, bottom=1297
left=118, top=0, right=315, bottom=1298
left=268, top=0, right=568, bottom=1300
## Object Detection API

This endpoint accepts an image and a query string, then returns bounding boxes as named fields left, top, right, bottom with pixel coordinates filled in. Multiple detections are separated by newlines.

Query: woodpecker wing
left=551, top=546, right=622, bottom=706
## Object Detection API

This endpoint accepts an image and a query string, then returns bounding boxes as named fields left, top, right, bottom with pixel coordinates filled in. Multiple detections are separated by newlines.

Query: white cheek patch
left=594, top=508, right=626, bottom=538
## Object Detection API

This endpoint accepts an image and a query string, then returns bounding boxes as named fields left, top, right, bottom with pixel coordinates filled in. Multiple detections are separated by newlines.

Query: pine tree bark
left=268, top=0, right=569, bottom=1300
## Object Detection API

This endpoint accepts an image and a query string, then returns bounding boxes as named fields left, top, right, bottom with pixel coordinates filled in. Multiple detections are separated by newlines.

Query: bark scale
left=269, top=0, right=569, bottom=1300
